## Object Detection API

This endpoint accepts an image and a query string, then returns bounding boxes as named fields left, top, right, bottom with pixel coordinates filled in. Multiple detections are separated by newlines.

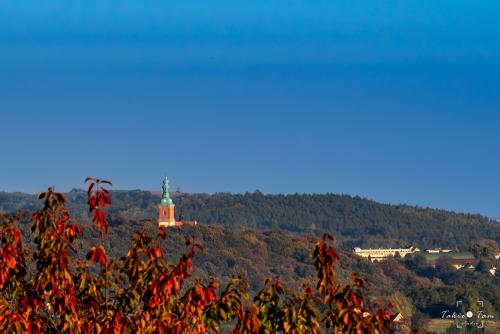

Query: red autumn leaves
left=0, top=219, right=24, bottom=290
left=0, top=177, right=394, bottom=333
left=86, top=246, right=107, bottom=266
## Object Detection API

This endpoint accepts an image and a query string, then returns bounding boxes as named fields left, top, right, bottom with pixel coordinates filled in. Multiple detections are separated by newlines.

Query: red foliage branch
left=85, top=177, right=112, bottom=239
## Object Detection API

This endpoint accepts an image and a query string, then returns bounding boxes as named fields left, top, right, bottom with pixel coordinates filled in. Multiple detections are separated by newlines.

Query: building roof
left=391, top=313, right=404, bottom=322
left=423, top=252, right=475, bottom=261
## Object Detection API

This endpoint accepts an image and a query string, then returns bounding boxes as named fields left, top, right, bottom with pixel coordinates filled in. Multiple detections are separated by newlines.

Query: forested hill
left=2, top=190, right=500, bottom=329
left=1, top=189, right=498, bottom=249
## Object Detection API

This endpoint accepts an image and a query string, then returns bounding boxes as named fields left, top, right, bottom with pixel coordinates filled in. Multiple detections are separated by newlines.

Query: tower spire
left=161, top=176, right=174, bottom=205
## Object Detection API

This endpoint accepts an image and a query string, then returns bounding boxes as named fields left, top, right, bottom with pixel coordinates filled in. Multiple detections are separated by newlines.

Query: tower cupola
left=160, top=176, right=174, bottom=206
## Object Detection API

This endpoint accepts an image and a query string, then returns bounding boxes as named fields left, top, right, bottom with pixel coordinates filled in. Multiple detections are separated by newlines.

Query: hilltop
left=1, top=189, right=498, bottom=249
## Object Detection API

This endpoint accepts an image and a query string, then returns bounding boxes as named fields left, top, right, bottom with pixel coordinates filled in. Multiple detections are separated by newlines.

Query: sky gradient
left=1, top=1, right=499, bottom=217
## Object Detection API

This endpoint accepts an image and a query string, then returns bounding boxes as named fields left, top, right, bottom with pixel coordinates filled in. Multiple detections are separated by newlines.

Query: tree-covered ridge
left=2, top=189, right=498, bottom=249
left=172, top=192, right=499, bottom=249
left=0, top=181, right=394, bottom=333
left=2, top=188, right=499, bottom=331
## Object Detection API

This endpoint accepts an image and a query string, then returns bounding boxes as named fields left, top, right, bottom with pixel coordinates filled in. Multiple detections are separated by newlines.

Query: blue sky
left=1, top=1, right=499, bottom=217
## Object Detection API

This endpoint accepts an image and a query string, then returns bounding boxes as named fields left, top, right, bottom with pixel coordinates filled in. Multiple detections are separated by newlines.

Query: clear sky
left=1, top=1, right=499, bottom=217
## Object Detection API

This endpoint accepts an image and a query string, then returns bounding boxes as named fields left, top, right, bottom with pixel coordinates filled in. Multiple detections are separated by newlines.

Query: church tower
left=159, top=177, right=176, bottom=227
left=158, top=176, right=198, bottom=228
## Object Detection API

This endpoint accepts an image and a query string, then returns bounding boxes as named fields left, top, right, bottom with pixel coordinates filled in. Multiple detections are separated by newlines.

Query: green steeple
left=160, top=176, right=174, bottom=206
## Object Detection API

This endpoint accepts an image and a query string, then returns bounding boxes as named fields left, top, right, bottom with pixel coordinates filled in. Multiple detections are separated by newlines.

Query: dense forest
left=2, top=189, right=499, bottom=249
left=1, top=189, right=499, bottom=331
left=7, top=213, right=500, bottom=332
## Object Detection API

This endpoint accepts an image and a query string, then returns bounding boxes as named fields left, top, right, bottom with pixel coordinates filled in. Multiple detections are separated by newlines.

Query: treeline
left=172, top=192, right=499, bottom=249
left=2, top=189, right=498, bottom=249
left=1, top=184, right=396, bottom=333
left=3, top=189, right=500, bottom=331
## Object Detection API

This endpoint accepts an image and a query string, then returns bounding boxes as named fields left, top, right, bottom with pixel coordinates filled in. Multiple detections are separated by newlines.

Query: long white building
left=353, top=246, right=420, bottom=261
